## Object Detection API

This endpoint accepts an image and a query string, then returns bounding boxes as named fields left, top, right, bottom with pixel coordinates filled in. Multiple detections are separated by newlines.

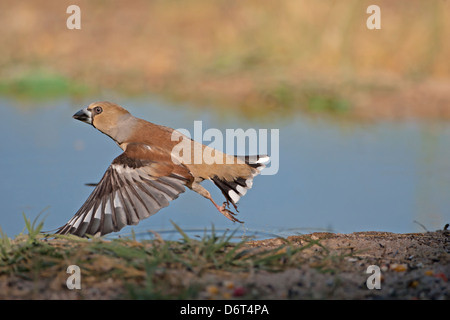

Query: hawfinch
left=56, top=101, right=269, bottom=237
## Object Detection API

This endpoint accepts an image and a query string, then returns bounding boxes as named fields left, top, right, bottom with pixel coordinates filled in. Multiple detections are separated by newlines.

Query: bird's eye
left=94, top=106, right=103, bottom=114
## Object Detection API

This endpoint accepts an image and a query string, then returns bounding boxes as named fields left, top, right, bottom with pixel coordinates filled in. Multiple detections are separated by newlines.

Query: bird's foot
left=223, top=200, right=239, bottom=212
left=217, top=202, right=243, bottom=223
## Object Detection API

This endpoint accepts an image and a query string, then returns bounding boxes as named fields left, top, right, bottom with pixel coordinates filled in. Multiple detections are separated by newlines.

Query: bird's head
left=73, top=101, right=134, bottom=143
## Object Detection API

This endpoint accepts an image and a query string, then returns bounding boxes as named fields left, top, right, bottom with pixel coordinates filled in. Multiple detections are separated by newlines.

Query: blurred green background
left=1, top=1, right=450, bottom=236
left=1, top=0, right=449, bottom=120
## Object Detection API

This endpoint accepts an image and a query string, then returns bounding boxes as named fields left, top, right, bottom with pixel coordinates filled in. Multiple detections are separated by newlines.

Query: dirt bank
left=241, top=230, right=449, bottom=299
left=0, top=229, right=448, bottom=300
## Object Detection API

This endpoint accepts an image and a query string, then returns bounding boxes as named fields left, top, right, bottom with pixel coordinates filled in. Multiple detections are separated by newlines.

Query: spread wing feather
left=56, top=144, right=192, bottom=237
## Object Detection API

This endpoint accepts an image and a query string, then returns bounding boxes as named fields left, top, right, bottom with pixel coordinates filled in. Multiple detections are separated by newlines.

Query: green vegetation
left=2, top=215, right=446, bottom=300
left=264, top=81, right=351, bottom=114
left=307, top=94, right=350, bottom=114
left=1, top=1, right=448, bottom=119
left=0, top=215, right=351, bottom=299
left=0, top=70, right=90, bottom=99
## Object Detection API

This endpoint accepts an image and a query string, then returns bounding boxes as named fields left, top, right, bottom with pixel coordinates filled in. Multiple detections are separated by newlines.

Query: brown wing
left=56, top=143, right=193, bottom=237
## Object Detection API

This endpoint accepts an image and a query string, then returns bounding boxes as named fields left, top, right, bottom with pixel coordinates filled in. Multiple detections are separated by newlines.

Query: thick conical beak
left=73, top=107, right=92, bottom=125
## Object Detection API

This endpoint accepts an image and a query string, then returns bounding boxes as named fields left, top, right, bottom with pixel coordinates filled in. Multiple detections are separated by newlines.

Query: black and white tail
left=211, top=155, right=270, bottom=209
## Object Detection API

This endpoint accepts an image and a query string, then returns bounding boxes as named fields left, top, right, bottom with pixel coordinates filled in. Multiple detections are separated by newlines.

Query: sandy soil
left=241, top=230, right=450, bottom=299
left=1, top=229, right=448, bottom=300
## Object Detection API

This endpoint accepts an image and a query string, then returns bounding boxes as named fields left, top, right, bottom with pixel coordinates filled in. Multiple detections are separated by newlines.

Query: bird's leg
left=191, top=182, right=243, bottom=223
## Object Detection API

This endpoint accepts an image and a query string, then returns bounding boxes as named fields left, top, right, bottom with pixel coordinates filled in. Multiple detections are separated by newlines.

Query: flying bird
left=56, top=101, right=269, bottom=237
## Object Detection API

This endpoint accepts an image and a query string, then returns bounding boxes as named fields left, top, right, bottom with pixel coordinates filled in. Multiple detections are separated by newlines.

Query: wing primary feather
left=132, top=177, right=163, bottom=207
left=57, top=147, right=192, bottom=237
left=110, top=169, right=130, bottom=228
left=112, top=168, right=141, bottom=226
left=132, top=180, right=162, bottom=215
left=125, top=184, right=150, bottom=220
left=127, top=178, right=153, bottom=219
left=98, top=168, right=117, bottom=235
left=129, top=178, right=151, bottom=212
left=120, top=184, right=140, bottom=225
left=142, top=178, right=178, bottom=201
left=158, top=176, right=186, bottom=193
left=85, top=175, right=107, bottom=234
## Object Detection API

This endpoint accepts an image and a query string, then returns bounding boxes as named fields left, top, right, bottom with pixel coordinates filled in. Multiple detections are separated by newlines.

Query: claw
left=216, top=202, right=243, bottom=223
left=210, top=198, right=243, bottom=223
left=220, top=208, right=243, bottom=223
left=223, top=200, right=239, bottom=213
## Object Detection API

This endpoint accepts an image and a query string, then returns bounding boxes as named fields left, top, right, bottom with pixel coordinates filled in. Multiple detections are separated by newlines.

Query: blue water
left=1, top=96, right=449, bottom=239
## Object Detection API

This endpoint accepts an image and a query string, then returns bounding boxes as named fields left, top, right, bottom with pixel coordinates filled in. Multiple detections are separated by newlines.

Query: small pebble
left=425, top=270, right=434, bottom=276
left=206, top=285, right=219, bottom=295
left=391, top=263, right=407, bottom=272
left=223, top=281, right=234, bottom=289
left=233, top=287, right=246, bottom=297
